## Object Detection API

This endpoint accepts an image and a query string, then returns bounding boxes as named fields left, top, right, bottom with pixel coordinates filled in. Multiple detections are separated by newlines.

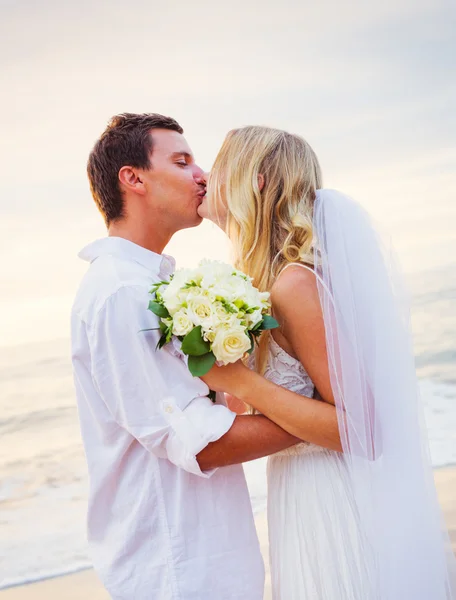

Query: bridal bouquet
left=146, top=260, right=278, bottom=378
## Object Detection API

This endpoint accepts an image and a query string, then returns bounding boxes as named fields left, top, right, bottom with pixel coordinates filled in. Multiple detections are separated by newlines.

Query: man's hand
left=225, top=394, right=248, bottom=414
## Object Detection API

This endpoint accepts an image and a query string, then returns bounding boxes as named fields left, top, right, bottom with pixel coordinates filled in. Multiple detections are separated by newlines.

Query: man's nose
left=195, top=169, right=208, bottom=185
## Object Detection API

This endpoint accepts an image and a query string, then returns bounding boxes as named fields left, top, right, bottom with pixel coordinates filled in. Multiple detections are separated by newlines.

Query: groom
left=71, top=113, right=296, bottom=599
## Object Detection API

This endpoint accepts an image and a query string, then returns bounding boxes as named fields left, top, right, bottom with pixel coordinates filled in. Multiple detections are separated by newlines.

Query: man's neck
left=108, top=222, right=173, bottom=255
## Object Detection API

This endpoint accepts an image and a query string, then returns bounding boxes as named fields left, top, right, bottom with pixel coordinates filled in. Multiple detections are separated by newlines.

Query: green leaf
left=188, top=352, right=216, bottom=377
left=149, top=280, right=168, bottom=293
left=260, top=315, right=279, bottom=330
left=156, top=333, right=168, bottom=350
left=148, top=301, right=170, bottom=319
left=181, top=326, right=211, bottom=356
left=247, top=333, right=255, bottom=354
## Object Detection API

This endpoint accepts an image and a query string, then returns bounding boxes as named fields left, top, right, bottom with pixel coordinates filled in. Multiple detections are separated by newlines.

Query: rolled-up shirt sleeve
left=89, top=285, right=236, bottom=477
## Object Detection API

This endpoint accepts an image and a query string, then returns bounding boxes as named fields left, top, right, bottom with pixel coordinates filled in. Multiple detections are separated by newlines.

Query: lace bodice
left=265, top=337, right=315, bottom=397
left=262, top=337, right=326, bottom=457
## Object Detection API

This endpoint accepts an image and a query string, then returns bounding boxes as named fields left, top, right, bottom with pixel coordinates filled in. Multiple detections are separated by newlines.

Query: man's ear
left=258, top=173, right=265, bottom=191
left=118, top=166, right=146, bottom=195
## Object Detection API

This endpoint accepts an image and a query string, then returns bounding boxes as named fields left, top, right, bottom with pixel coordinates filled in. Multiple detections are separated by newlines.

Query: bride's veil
left=313, top=189, right=456, bottom=598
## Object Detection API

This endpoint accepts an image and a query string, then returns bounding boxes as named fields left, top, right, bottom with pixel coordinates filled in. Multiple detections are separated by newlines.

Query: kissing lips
left=196, top=188, right=207, bottom=208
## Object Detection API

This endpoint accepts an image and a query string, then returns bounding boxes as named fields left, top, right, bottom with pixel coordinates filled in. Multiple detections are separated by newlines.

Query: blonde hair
left=207, top=126, right=323, bottom=375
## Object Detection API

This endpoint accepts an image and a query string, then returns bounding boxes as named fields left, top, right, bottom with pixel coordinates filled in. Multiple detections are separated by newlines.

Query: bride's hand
left=200, top=360, right=251, bottom=396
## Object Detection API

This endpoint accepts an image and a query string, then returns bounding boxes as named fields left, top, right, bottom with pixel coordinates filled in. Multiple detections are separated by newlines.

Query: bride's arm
left=201, top=266, right=342, bottom=452
left=202, top=362, right=341, bottom=452
left=270, top=265, right=335, bottom=406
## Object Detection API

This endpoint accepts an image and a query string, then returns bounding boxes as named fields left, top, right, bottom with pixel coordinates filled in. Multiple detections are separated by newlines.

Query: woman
left=198, top=127, right=456, bottom=599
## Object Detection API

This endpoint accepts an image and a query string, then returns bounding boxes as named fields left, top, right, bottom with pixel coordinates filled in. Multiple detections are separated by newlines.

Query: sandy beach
left=2, top=467, right=455, bottom=600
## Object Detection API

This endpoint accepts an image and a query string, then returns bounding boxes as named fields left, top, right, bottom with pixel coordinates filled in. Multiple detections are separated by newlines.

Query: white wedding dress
left=260, top=193, right=456, bottom=599
left=264, top=320, right=378, bottom=599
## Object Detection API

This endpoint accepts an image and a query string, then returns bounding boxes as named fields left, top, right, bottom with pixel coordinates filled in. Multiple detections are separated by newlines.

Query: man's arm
left=90, top=285, right=236, bottom=477
left=201, top=360, right=342, bottom=460
left=197, top=414, right=298, bottom=471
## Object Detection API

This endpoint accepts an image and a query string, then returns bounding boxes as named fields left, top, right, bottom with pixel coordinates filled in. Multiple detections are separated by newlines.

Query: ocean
left=0, top=263, right=455, bottom=590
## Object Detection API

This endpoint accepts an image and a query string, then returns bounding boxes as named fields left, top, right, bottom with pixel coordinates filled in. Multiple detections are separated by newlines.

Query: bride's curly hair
left=207, top=126, right=323, bottom=376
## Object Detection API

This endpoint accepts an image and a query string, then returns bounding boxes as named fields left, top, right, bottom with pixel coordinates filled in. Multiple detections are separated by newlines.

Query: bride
left=198, top=126, right=456, bottom=599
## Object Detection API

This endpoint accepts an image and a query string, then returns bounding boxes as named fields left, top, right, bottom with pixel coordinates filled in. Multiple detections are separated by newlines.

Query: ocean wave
left=0, top=405, right=76, bottom=436
left=0, top=360, right=454, bottom=591
left=0, top=563, right=93, bottom=591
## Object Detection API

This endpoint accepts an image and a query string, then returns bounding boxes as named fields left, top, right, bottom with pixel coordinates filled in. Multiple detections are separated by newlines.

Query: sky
left=0, top=0, right=455, bottom=347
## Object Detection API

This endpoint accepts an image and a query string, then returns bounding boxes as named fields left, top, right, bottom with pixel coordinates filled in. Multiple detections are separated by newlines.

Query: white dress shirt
left=71, top=237, right=264, bottom=600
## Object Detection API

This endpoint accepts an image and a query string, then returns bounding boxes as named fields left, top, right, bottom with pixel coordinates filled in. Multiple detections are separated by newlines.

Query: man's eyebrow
left=170, top=151, right=193, bottom=160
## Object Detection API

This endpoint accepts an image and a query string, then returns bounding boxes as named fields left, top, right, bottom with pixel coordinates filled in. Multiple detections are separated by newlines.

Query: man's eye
left=176, top=161, right=187, bottom=166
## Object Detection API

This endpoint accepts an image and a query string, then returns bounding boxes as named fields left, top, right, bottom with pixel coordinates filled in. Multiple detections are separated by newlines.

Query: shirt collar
left=78, top=237, right=175, bottom=278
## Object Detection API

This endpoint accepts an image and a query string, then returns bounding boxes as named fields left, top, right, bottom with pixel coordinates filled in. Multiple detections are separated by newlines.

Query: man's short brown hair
left=87, top=113, right=183, bottom=225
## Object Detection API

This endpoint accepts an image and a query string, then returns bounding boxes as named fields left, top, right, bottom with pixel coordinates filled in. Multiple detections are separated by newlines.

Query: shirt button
left=165, top=405, right=173, bottom=414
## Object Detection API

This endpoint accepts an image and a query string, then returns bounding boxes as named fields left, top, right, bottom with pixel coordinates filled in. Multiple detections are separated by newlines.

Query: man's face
left=141, top=129, right=206, bottom=232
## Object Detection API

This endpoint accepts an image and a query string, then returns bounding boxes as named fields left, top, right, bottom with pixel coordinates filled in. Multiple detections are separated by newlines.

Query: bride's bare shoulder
left=271, top=264, right=319, bottom=315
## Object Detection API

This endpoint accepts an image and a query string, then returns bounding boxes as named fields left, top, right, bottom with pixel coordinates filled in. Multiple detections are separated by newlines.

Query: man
left=71, top=113, right=296, bottom=599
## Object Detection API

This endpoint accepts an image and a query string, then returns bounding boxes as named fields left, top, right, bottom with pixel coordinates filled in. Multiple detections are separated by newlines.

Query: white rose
left=212, top=325, right=252, bottom=364
left=243, top=284, right=267, bottom=309
left=181, top=286, right=201, bottom=305
left=199, top=260, right=233, bottom=290
left=202, top=264, right=239, bottom=295
left=213, top=302, right=235, bottom=325
left=161, top=268, right=201, bottom=312
left=233, top=268, right=253, bottom=282
left=172, top=310, right=194, bottom=337
left=199, top=287, right=217, bottom=303
left=162, top=294, right=185, bottom=316
left=245, top=308, right=263, bottom=329
left=232, top=282, right=251, bottom=305
left=259, top=291, right=271, bottom=306
left=164, top=269, right=191, bottom=296
left=187, top=295, right=214, bottom=328
left=203, top=329, right=216, bottom=343
left=174, top=267, right=202, bottom=288
left=214, top=277, right=249, bottom=304
left=162, top=283, right=186, bottom=316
